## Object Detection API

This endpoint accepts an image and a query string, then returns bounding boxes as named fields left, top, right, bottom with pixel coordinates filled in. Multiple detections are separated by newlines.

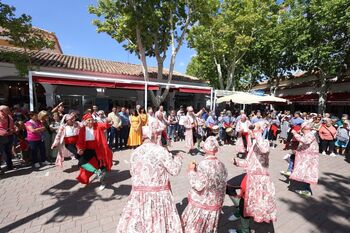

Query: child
left=335, top=120, right=349, bottom=156
left=14, top=121, right=29, bottom=165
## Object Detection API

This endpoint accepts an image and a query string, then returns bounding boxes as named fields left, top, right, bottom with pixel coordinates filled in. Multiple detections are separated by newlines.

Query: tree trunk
left=226, top=63, right=236, bottom=91
left=318, top=75, right=327, bottom=114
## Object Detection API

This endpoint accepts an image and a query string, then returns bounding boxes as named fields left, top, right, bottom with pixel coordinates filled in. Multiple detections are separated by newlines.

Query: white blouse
left=85, top=127, right=95, bottom=141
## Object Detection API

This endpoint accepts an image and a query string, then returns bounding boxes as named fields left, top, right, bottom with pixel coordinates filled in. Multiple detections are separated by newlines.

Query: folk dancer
left=76, top=113, right=113, bottom=190
left=183, top=106, right=197, bottom=155
left=230, top=122, right=277, bottom=233
left=182, top=136, right=227, bottom=232
left=116, top=125, right=183, bottom=233
left=289, top=121, right=319, bottom=197
left=51, top=113, right=81, bottom=167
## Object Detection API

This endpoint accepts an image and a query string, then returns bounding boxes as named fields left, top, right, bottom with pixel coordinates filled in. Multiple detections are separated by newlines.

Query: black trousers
left=65, top=144, right=78, bottom=156
left=321, top=140, right=335, bottom=153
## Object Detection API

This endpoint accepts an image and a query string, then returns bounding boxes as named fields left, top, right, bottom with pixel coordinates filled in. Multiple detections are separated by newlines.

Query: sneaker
left=283, top=154, right=291, bottom=163
left=34, top=163, right=40, bottom=168
left=296, top=190, right=312, bottom=197
left=42, top=161, right=50, bottom=166
left=98, top=184, right=106, bottom=191
left=330, top=153, right=337, bottom=157
left=321, top=151, right=326, bottom=156
left=280, top=170, right=291, bottom=176
left=228, top=213, right=240, bottom=221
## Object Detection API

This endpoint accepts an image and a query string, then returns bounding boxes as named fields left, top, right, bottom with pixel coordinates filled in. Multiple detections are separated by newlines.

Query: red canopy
left=179, top=87, right=211, bottom=94
left=33, top=76, right=159, bottom=90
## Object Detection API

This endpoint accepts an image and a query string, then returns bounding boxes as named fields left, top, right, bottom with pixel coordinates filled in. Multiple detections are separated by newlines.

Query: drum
left=225, top=127, right=234, bottom=136
left=212, top=125, right=220, bottom=134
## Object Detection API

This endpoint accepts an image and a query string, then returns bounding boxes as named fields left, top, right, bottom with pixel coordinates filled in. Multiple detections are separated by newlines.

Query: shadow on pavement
left=280, top=172, right=350, bottom=233
left=0, top=169, right=132, bottom=232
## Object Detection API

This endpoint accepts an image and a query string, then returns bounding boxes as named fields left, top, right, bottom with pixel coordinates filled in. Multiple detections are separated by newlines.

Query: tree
left=89, top=0, right=214, bottom=107
left=187, top=0, right=278, bottom=91
left=0, top=1, right=54, bottom=76
left=285, top=0, right=350, bottom=113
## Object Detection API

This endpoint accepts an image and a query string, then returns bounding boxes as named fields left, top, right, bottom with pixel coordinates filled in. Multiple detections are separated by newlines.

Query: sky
left=3, top=0, right=195, bottom=74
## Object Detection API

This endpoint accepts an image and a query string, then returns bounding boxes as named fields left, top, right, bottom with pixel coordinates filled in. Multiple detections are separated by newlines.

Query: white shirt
left=65, top=125, right=76, bottom=137
left=241, top=121, right=248, bottom=132
left=85, top=127, right=95, bottom=141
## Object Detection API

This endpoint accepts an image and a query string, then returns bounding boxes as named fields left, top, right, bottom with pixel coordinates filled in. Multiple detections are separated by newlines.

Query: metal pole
left=213, top=90, right=217, bottom=113
left=210, top=88, right=213, bottom=111
left=145, top=82, right=148, bottom=110
left=28, top=71, right=34, bottom=111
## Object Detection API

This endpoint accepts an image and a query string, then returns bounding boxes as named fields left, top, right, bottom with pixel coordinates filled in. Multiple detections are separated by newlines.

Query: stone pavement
left=0, top=141, right=349, bottom=233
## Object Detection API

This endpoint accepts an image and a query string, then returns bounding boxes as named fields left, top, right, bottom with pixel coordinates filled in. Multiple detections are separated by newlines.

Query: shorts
left=335, top=140, right=348, bottom=148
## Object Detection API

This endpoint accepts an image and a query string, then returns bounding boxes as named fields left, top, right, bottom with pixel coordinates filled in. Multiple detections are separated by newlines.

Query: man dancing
left=76, top=113, right=113, bottom=190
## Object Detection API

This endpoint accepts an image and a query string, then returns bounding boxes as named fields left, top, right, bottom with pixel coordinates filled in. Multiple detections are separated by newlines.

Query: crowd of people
left=0, top=102, right=349, bottom=232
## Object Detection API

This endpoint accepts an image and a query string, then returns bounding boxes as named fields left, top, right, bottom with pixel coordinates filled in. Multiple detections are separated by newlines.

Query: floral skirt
left=116, top=190, right=183, bottom=233
left=181, top=204, right=220, bottom=233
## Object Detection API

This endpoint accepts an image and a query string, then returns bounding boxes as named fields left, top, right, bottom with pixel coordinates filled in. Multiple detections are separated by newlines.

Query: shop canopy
left=216, top=91, right=289, bottom=104
left=28, top=71, right=213, bottom=111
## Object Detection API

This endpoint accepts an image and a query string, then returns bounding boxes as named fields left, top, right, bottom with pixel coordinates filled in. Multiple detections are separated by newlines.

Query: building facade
left=0, top=29, right=212, bottom=113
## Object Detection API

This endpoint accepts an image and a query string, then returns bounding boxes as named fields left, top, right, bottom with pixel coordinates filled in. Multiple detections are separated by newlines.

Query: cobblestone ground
left=0, top=141, right=349, bottom=233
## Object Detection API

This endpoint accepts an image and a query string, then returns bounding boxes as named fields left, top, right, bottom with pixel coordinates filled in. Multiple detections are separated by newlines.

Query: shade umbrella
left=216, top=92, right=263, bottom=104
left=259, top=95, right=288, bottom=103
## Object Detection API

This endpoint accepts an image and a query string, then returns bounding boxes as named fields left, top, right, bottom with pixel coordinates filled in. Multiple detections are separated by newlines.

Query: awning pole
left=29, top=71, right=34, bottom=111
left=210, top=88, right=213, bottom=111
left=213, top=90, right=217, bottom=113
left=145, top=82, right=148, bottom=110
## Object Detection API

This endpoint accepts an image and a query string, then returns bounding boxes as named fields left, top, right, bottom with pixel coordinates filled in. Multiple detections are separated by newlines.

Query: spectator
left=49, top=112, right=61, bottom=159
left=92, top=105, right=99, bottom=120
left=319, top=118, right=337, bottom=156
left=139, top=107, right=148, bottom=127
left=96, top=110, right=107, bottom=123
left=0, top=105, right=15, bottom=171
left=119, top=107, right=130, bottom=149
left=38, top=110, right=53, bottom=162
left=25, top=111, right=49, bottom=168
left=51, top=102, right=65, bottom=119
left=128, top=109, right=142, bottom=148
left=167, top=110, right=178, bottom=142
left=14, top=121, right=29, bottom=165
left=335, top=120, right=349, bottom=156
left=108, top=107, right=122, bottom=150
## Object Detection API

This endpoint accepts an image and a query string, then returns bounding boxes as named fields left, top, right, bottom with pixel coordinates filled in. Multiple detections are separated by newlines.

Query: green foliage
left=89, top=0, right=216, bottom=106
left=187, top=0, right=350, bottom=94
left=187, top=0, right=279, bottom=91
left=0, top=1, right=54, bottom=76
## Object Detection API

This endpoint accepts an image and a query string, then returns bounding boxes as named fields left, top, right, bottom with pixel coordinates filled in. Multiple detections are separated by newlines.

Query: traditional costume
left=230, top=123, right=277, bottom=233
left=235, top=115, right=252, bottom=154
left=116, top=125, right=183, bottom=233
left=183, top=107, right=197, bottom=153
left=182, top=136, right=227, bottom=233
left=75, top=113, right=112, bottom=186
left=289, top=121, right=319, bottom=197
left=52, top=114, right=81, bottom=167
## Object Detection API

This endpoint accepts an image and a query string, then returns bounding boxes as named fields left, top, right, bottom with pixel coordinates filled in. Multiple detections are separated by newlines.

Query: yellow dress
left=140, top=113, right=148, bottom=127
left=128, top=116, right=142, bottom=146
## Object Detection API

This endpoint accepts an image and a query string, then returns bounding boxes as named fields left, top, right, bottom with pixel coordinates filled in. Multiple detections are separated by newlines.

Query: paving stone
left=0, top=141, right=349, bottom=233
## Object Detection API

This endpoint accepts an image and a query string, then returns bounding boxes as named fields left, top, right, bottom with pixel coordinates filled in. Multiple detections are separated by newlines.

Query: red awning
left=115, top=83, right=159, bottom=90
left=179, top=88, right=211, bottom=94
left=33, top=76, right=159, bottom=90
left=33, top=76, right=115, bottom=88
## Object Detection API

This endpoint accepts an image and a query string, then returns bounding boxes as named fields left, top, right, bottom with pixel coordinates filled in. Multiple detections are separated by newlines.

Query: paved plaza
left=0, top=141, right=349, bottom=233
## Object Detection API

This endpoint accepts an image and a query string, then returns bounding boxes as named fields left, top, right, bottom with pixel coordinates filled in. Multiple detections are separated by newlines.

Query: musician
left=205, top=111, right=218, bottom=136
left=222, top=111, right=235, bottom=144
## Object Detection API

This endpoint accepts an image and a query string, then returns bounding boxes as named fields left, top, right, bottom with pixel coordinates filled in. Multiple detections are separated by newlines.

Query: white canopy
left=216, top=91, right=288, bottom=104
